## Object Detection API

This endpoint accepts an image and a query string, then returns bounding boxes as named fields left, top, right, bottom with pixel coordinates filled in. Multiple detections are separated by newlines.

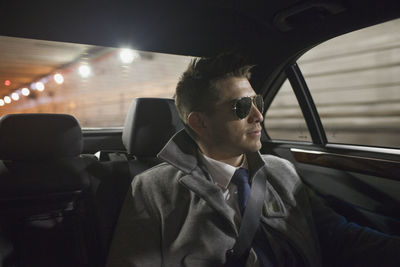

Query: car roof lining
left=1, top=0, right=399, bottom=58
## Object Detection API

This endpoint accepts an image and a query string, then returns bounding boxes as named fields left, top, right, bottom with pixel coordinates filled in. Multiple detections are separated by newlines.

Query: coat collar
left=158, top=130, right=287, bottom=219
left=158, top=130, right=265, bottom=176
left=158, top=130, right=237, bottom=232
left=158, top=130, right=198, bottom=174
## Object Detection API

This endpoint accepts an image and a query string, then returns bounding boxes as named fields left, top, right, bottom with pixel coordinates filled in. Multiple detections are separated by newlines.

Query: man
left=107, top=54, right=400, bottom=266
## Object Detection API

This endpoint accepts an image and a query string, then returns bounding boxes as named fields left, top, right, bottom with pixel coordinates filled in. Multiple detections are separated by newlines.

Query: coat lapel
left=159, top=130, right=238, bottom=235
left=178, top=167, right=238, bottom=235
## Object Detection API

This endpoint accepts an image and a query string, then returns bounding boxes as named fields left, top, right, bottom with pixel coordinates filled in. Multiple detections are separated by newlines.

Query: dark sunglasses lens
left=254, top=95, right=264, bottom=113
left=235, top=97, right=252, bottom=119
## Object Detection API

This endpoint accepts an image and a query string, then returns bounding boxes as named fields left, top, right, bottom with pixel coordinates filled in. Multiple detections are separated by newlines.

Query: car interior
left=0, top=0, right=399, bottom=266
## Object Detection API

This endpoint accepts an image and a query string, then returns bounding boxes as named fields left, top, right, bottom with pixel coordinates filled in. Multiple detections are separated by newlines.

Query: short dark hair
left=175, top=54, right=252, bottom=138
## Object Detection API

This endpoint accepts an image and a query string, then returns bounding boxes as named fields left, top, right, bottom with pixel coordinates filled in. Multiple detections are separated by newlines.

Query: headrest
left=122, top=98, right=183, bottom=157
left=0, top=113, right=83, bottom=160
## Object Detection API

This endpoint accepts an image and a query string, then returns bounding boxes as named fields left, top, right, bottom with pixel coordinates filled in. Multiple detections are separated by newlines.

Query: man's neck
left=198, top=145, right=244, bottom=167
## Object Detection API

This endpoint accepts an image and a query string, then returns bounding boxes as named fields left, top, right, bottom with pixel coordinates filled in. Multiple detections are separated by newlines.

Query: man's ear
left=187, top=112, right=207, bottom=137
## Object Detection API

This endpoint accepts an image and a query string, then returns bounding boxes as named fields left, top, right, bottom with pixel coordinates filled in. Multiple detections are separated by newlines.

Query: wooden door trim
left=291, top=148, right=400, bottom=181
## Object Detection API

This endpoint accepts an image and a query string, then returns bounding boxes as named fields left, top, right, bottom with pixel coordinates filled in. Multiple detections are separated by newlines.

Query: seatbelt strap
left=226, top=171, right=267, bottom=263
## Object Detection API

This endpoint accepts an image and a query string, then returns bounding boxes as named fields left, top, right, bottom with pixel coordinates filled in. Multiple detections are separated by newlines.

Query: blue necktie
left=231, top=168, right=276, bottom=267
left=231, top=168, right=250, bottom=215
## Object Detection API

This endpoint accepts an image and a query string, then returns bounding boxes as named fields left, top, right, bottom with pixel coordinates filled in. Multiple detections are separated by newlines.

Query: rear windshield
left=0, top=36, right=192, bottom=128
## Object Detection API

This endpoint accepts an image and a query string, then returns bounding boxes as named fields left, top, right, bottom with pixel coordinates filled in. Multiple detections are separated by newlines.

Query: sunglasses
left=232, top=95, right=264, bottom=119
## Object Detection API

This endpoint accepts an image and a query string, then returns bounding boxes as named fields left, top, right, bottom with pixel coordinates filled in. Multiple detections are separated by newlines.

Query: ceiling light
left=78, top=65, right=91, bottom=78
left=54, top=73, right=64, bottom=84
left=0, top=99, right=4, bottom=106
left=21, top=88, right=30, bottom=96
left=11, top=92, right=19, bottom=101
left=4, top=96, right=11, bottom=104
left=36, top=82, right=45, bottom=91
left=4, top=80, right=11, bottom=86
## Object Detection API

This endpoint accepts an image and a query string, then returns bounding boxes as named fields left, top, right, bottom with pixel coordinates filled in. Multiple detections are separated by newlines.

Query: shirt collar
left=198, top=151, right=248, bottom=190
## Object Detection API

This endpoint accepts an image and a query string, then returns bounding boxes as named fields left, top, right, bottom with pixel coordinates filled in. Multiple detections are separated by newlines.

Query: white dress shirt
left=197, top=151, right=248, bottom=228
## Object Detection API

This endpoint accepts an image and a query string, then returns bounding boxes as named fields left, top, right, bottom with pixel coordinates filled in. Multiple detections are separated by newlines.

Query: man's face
left=201, top=77, right=263, bottom=159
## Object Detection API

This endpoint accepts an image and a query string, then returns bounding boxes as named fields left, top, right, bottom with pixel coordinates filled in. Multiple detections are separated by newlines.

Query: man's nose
left=247, top=102, right=264, bottom=123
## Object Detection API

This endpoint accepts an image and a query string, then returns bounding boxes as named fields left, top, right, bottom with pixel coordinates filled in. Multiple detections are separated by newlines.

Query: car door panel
left=261, top=141, right=400, bottom=235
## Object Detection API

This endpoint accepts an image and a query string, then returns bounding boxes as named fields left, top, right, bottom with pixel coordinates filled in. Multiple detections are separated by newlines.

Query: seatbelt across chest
left=225, top=170, right=267, bottom=264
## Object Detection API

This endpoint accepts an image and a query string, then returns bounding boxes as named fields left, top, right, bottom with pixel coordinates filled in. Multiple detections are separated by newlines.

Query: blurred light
left=54, top=73, right=64, bottom=84
left=4, top=96, right=11, bottom=104
left=42, top=76, right=50, bottom=83
left=119, top=49, right=139, bottom=64
left=36, top=82, right=45, bottom=91
left=21, top=88, right=30, bottom=96
left=0, top=99, right=4, bottom=106
left=4, top=80, right=11, bottom=86
left=69, top=101, right=76, bottom=109
left=78, top=65, right=91, bottom=78
left=11, top=92, right=19, bottom=101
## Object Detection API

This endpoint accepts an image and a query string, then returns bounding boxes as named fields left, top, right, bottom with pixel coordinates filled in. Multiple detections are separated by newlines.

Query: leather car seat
left=88, top=98, right=183, bottom=265
left=0, top=113, right=98, bottom=267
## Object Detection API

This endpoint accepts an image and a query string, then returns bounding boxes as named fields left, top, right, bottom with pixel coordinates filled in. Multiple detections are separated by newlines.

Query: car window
left=264, top=78, right=312, bottom=142
left=0, top=36, right=193, bottom=128
left=297, top=18, right=400, bottom=148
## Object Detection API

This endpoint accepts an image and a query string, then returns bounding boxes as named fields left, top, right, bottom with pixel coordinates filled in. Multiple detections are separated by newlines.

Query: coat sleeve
left=106, top=177, right=162, bottom=267
left=308, top=189, right=400, bottom=267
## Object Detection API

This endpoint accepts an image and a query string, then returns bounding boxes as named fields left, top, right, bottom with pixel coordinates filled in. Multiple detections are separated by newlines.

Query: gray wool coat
left=106, top=130, right=400, bottom=267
